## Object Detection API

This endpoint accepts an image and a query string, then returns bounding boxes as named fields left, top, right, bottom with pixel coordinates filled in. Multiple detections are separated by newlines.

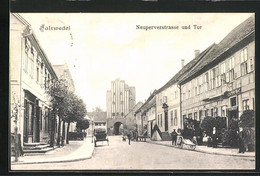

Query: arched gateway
left=107, top=118, right=126, bottom=135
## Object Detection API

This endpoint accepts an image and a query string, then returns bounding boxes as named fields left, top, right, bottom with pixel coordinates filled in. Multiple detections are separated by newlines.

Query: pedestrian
left=212, top=127, right=218, bottom=148
left=202, top=133, right=208, bottom=145
left=238, top=127, right=246, bottom=153
left=171, top=129, right=178, bottom=146
left=127, top=131, right=131, bottom=145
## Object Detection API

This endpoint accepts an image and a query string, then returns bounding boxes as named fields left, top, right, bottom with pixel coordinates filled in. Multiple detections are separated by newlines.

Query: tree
left=64, top=94, right=87, bottom=144
left=239, top=110, right=255, bottom=151
left=200, top=116, right=226, bottom=136
left=45, top=78, right=69, bottom=147
left=76, top=119, right=90, bottom=132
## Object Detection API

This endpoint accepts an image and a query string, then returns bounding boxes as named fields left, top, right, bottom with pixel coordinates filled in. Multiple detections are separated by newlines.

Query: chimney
left=181, top=59, right=185, bottom=68
left=194, top=50, right=200, bottom=58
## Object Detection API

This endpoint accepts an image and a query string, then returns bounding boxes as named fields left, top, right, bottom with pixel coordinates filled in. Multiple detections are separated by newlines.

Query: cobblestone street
left=12, top=136, right=255, bottom=170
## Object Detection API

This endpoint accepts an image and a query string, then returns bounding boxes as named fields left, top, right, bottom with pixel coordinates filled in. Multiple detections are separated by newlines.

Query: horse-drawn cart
left=94, top=127, right=109, bottom=147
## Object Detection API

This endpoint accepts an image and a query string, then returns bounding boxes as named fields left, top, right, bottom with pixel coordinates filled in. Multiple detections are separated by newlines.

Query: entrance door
left=165, top=111, right=168, bottom=131
left=23, top=100, right=28, bottom=143
left=35, top=106, right=41, bottom=142
left=228, top=107, right=238, bottom=126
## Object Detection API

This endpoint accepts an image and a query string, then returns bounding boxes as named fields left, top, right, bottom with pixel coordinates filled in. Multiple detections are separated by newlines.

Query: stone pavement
left=11, top=137, right=95, bottom=165
left=147, top=139, right=255, bottom=159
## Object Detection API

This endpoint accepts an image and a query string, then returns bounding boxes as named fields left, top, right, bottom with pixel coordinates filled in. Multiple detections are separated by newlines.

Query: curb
left=12, top=144, right=95, bottom=165
left=146, top=141, right=255, bottom=159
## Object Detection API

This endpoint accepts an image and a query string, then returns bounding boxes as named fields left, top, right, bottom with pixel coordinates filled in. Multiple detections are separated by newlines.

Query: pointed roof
left=156, top=43, right=217, bottom=94
left=179, top=15, right=255, bottom=85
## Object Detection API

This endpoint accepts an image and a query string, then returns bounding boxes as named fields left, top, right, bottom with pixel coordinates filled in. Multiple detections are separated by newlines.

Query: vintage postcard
left=10, top=13, right=255, bottom=170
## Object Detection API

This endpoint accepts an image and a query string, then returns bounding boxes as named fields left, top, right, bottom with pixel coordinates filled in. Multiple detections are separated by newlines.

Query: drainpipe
left=177, top=84, right=182, bottom=129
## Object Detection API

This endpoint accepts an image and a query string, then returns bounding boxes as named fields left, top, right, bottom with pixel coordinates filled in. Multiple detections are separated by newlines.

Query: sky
left=20, top=13, right=253, bottom=112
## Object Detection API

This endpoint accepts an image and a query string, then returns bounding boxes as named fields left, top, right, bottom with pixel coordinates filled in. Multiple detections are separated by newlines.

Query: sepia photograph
left=9, top=12, right=255, bottom=170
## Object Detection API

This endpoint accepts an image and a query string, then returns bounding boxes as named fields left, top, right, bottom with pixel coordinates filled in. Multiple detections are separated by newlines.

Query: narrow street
left=12, top=136, right=255, bottom=170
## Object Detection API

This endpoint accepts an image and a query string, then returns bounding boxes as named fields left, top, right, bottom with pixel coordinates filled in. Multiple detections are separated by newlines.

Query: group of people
left=171, top=126, right=247, bottom=154
left=202, top=126, right=247, bottom=153
left=123, top=130, right=138, bottom=145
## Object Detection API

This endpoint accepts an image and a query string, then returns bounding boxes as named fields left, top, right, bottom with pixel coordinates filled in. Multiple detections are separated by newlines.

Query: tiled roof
left=179, top=15, right=255, bottom=84
left=156, top=43, right=217, bottom=94
left=87, top=112, right=107, bottom=122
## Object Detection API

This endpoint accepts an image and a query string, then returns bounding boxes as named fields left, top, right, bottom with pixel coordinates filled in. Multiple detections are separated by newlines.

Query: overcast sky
left=20, top=13, right=253, bottom=112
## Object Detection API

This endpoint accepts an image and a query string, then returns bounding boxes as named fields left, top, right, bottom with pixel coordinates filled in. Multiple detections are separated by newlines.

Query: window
left=188, top=113, right=192, bottom=119
left=211, top=68, right=216, bottom=89
left=229, top=69, right=235, bottom=82
left=163, top=96, right=167, bottom=103
left=220, top=62, right=226, bottom=85
left=221, top=106, right=226, bottom=117
left=249, top=56, right=254, bottom=72
left=170, top=111, right=173, bottom=126
left=174, top=110, right=177, bottom=126
left=205, top=72, right=209, bottom=91
left=36, top=67, right=39, bottom=83
left=229, top=57, right=235, bottom=70
left=160, top=114, right=162, bottom=127
left=211, top=109, right=214, bottom=117
left=205, top=109, right=209, bottom=117
left=230, top=97, right=237, bottom=107
left=240, top=48, right=248, bottom=76
left=199, top=110, right=203, bottom=121
left=214, top=107, right=218, bottom=117
left=194, top=112, right=198, bottom=120
left=242, top=99, right=249, bottom=111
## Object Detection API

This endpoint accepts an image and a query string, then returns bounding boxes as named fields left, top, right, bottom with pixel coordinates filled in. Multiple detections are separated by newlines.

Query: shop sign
left=224, top=87, right=241, bottom=98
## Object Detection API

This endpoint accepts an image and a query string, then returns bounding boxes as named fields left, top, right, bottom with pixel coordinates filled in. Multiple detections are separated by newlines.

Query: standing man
left=238, top=127, right=246, bottom=153
left=127, top=131, right=132, bottom=145
left=171, top=129, right=178, bottom=146
left=212, top=127, right=218, bottom=148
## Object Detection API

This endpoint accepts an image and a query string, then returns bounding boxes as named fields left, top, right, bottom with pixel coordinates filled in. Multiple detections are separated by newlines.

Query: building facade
left=180, top=15, right=255, bottom=126
left=10, top=13, right=58, bottom=145
left=106, top=78, right=136, bottom=118
left=52, top=63, right=75, bottom=93
left=53, top=63, right=76, bottom=133
left=125, top=101, right=143, bottom=131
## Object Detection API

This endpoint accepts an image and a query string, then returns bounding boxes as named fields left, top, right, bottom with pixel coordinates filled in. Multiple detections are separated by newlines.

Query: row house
left=180, top=15, right=255, bottom=125
left=134, top=15, right=254, bottom=141
left=10, top=13, right=58, bottom=145
left=135, top=91, right=157, bottom=137
left=154, top=43, right=217, bottom=139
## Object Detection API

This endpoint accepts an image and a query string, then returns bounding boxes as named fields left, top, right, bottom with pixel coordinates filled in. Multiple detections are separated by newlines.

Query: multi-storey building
left=52, top=63, right=75, bottom=93
left=53, top=63, right=76, bottom=133
left=10, top=13, right=58, bottom=145
left=106, top=78, right=136, bottom=118
left=155, top=44, right=217, bottom=136
left=135, top=91, right=157, bottom=137
left=180, top=15, right=255, bottom=125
